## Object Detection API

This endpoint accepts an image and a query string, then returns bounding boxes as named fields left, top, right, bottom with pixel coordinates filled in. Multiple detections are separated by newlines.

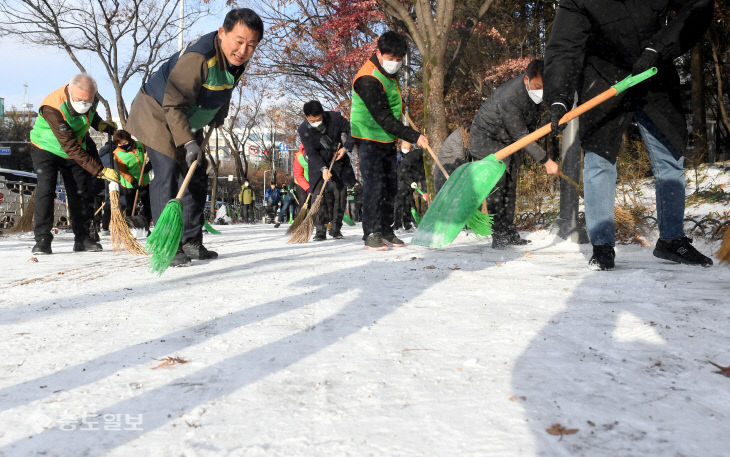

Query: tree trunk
left=690, top=43, right=707, bottom=167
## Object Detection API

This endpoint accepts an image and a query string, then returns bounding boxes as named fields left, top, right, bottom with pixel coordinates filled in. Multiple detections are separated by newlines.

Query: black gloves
left=549, top=103, right=568, bottom=138
left=184, top=141, right=203, bottom=167
left=633, top=48, right=659, bottom=76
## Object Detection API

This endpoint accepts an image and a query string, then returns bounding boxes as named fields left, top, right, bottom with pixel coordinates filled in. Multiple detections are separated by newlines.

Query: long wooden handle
left=317, top=143, right=341, bottom=197
left=403, top=113, right=450, bottom=179
left=175, top=128, right=215, bottom=200
left=493, top=89, right=616, bottom=162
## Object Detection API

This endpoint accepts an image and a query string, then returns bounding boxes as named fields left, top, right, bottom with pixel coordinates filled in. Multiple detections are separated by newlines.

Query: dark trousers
left=121, top=186, right=152, bottom=223
left=30, top=146, right=94, bottom=241
left=241, top=203, right=254, bottom=223
left=485, top=153, right=520, bottom=235
left=392, top=181, right=414, bottom=230
left=311, top=178, right=345, bottom=232
left=278, top=198, right=296, bottom=223
left=147, top=147, right=207, bottom=245
left=358, top=140, right=397, bottom=238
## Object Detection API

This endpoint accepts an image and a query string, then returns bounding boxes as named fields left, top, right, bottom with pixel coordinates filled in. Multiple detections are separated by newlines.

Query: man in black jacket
left=544, top=0, right=714, bottom=270
left=297, top=100, right=356, bottom=240
left=392, top=141, right=424, bottom=232
left=470, top=59, right=560, bottom=248
left=350, top=31, right=429, bottom=250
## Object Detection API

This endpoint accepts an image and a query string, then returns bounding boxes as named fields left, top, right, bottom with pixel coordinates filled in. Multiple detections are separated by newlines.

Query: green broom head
left=146, top=199, right=183, bottom=275
left=410, top=207, right=421, bottom=226
left=412, top=155, right=505, bottom=248
left=289, top=213, right=293, bottom=224
left=204, top=220, right=221, bottom=234
left=342, top=214, right=355, bottom=226
left=466, top=209, right=494, bottom=237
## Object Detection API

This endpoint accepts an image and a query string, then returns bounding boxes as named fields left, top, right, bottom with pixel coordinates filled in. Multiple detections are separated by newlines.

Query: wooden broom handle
left=493, top=88, right=617, bottom=162
left=175, top=127, right=215, bottom=200
left=315, top=144, right=341, bottom=197
left=403, top=113, right=450, bottom=179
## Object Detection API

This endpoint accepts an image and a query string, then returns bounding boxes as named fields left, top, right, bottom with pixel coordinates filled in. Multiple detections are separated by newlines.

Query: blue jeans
left=584, top=109, right=685, bottom=246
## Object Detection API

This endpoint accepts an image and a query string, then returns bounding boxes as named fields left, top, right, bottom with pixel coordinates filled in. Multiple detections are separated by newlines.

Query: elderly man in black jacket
left=297, top=100, right=356, bottom=240
left=544, top=0, right=714, bottom=270
left=471, top=59, right=560, bottom=249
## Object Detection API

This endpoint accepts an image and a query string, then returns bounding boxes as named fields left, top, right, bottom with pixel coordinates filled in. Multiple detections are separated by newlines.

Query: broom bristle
left=7, top=193, right=35, bottom=233
left=204, top=220, right=221, bottom=234
left=109, top=190, right=146, bottom=255
left=145, top=199, right=183, bottom=274
left=718, top=227, right=730, bottom=265
left=289, top=195, right=322, bottom=243
left=467, top=210, right=494, bottom=237
left=614, top=206, right=637, bottom=236
left=287, top=201, right=309, bottom=235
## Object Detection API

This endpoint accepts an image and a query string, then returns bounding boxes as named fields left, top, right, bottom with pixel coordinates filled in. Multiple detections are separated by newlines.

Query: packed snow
left=1, top=170, right=729, bottom=456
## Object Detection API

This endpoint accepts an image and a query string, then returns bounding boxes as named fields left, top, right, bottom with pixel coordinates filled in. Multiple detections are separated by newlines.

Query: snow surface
left=1, top=220, right=728, bottom=457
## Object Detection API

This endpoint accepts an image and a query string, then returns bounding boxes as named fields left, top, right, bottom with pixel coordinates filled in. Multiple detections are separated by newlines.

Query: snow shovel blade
left=412, top=155, right=505, bottom=248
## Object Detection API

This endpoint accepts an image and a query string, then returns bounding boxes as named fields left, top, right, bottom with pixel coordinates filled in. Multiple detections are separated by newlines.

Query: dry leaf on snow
left=546, top=423, right=578, bottom=438
left=709, top=361, right=730, bottom=378
left=151, top=356, right=189, bottom=369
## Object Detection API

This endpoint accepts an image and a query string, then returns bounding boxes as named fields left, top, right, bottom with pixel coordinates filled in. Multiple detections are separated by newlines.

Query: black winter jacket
left=544, top=0, right=713, bottom=161
left=470, top=74, right=548, bottom=166
left=297, top=111, right=356, bottom=190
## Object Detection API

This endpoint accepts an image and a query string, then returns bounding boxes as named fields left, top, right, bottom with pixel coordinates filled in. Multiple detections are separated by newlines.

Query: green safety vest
left=30, top=85, right=97, bottom=159
left=351, top=59, right=402, bottom=143
left=113, top=141, right=149, bottom=189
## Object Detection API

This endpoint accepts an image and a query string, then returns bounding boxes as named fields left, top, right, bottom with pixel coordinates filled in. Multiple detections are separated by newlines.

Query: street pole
left=552, top=93, right=589, bottom=243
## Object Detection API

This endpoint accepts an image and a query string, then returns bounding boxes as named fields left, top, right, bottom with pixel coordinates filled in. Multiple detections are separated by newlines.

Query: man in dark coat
left=297, top=100, right=356, bottom=240
left=544, top=0, right=714, bottom=270
left=392, top=141, right=424, bottom=232
left=126, top=8, right=263, bottom=266
left=470, top=59, right=560, bottom=248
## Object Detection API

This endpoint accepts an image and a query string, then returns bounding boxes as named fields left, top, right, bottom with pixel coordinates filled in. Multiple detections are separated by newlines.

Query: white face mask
left=525, top=79, right=543, bottom=104
left=70, top=99, right=93, bottom=114
left=309, top=120, right=323, bottom=128
left=381, top=58, right=402, bottom=74
left=401, top=148, right=409, bottom=154
left=244, top=183, right=249, bottom=187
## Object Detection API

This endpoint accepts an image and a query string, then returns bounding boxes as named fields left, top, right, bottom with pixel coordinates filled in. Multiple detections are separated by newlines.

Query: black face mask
left=123, top=142, right=135, bottom=152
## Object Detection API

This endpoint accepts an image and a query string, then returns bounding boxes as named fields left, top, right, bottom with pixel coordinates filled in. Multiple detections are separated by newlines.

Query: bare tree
left=0, top=0, right=210, bottom=125
left=219, top=77, right=268, bottom=184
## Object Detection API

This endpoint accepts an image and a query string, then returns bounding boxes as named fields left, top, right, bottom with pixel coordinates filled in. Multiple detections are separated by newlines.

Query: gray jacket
left=470, top=74, right=547, bottom=166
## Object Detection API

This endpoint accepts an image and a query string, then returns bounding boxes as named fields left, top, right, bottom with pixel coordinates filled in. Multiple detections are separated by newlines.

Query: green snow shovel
left=412, top=67, right=658, bottom=248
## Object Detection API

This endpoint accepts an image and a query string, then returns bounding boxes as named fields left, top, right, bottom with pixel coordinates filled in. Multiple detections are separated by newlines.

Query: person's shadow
left=512, top=253, right=730, bottom=456
left=1, top=237, right=525, bottom=456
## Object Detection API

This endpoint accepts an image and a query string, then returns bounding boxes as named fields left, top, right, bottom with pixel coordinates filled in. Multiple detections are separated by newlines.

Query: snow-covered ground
left=1, top=214, right=728, bottom=456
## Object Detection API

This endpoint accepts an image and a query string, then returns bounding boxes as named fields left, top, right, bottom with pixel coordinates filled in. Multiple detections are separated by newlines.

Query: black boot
left=182, top=240, right=218, bottom=259
left=313, top=226, right=327, bottom=241
left=32, top=235, right=53, bottom=255
left=589, top=244, right=615, bottom=271
left=329, top=225, right=344, bottom=239
left=382, top=231, right=405, bottom=247
left=491, top=232, right=509, bottom=249
left=171, top=248, right=192, bottom=267
left=653, top=236, right=713, bottom=267
left=506, top=229, right=531, bottom=245
left=73, top=237, right=103, bottom=252
left=364, top=232, right=387, bottom=251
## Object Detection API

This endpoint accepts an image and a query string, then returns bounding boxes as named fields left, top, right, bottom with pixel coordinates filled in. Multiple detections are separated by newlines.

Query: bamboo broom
left=718, top=227, right=730, bottom=265
left=7, top=190, right=35, bottom=233
left=108, top=181, right=145, bottom=255
left=288, top=149, right=339, bottom=243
